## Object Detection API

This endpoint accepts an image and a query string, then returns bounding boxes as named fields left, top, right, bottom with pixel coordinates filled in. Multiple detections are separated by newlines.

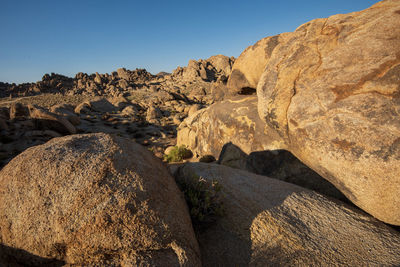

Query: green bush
left=163, top=145, right=193, bottom=163
left=176, top=173, right=224, bottom=229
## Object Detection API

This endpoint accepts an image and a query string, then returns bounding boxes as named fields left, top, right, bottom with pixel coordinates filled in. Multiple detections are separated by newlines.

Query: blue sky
left=0, top=0, right=380, bottom=84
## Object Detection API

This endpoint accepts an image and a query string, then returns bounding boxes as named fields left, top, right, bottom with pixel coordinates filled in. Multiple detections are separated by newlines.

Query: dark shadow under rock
left=0, top=244, right=65, bottom=267
left=218, top=142, right=349, bottom=203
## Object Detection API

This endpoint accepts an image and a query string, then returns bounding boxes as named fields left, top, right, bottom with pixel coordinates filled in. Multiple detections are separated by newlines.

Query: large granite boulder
left=177, top=162, right=400, bottom=266
left=177, top=96, right=284, bottom=158
left=227, top=34, right=282, bottom=94
left=257, top=0, right=400, bottom=225
left=0, top=133, right=200, bottom=266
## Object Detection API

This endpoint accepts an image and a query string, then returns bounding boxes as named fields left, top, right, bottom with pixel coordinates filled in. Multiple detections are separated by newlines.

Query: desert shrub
left=163, top=145, right=193, bottom=162
left=176, top=173, right=224, bottom=229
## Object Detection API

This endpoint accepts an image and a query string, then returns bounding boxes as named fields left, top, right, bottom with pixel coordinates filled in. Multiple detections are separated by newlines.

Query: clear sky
left=0, top=0, right=380, bottom=84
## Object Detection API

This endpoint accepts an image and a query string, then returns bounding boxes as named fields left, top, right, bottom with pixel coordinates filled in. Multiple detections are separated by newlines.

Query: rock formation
left=177, top=95, right=284, bottom=157
left=177, top=162, right=400, bottom=266
left=256, top=0, right=400, bottom=225
left=172, top=55, right=235, bottom=83
left=28, top=104, right=77, bottom=134
left=227, top=35, right=281, bottom=95
left=178, top=0, right=400, bottom=225
left=0, top=68, right=154, bottom=98
left=0, top=133, right=201, bottom=266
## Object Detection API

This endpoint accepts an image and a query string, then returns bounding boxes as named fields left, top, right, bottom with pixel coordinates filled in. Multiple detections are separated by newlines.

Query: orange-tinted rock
left=257, top=0, right=400, bottom=224
left=177, top=96, right=284, bottom=158
left=227, top=35, right=282, bottom=94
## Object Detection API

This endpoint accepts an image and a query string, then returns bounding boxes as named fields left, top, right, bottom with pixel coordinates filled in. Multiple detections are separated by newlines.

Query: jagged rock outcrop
left=0, top=73, right=75, bottom=98
left=0, top=133, right=201, bottom=266
left=70, top=68, right=154, bottom=97
left=172, top=55, right=235, bottom=83
left=256, top=0, right=400, bottom=225
left=39, top=73, right=75, bottom=93
left=0, top=68, right=155, bottom=98
left=177, top=162, right=400, bottom=266
left=116, top=68, right=154, bottom=82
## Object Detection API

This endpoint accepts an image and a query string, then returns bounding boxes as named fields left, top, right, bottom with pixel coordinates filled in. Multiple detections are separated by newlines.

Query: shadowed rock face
left=0, top=133, right=201, bottom=266
left=257, top=0, right=400, bottom=225
left=0, top=244, right=65, bottom=267
left=217, top=143, right=349, bottom=202
left=177, top=163, right=400, bottom=266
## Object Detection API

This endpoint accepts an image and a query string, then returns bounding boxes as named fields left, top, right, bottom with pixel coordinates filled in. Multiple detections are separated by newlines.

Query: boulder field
left=0, top=54, right=235, bottom=169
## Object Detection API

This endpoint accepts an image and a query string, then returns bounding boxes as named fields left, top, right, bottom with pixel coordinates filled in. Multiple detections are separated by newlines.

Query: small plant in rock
left=163, top=145, right=193, bottom=162
left=176, top=173, right=224, bottom=229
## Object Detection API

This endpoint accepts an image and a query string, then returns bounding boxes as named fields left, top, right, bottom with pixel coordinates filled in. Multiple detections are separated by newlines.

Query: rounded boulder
left=0, top=133, right=200, bottom=266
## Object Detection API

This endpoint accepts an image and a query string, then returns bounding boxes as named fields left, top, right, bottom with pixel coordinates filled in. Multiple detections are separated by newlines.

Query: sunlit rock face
left=177, top=95, right=285, bottom=158
left=0, top=133, right=201, bottom=266
left=227, top=35, right=282, bottom=95
left=256, top=0, right=400, bottom=225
